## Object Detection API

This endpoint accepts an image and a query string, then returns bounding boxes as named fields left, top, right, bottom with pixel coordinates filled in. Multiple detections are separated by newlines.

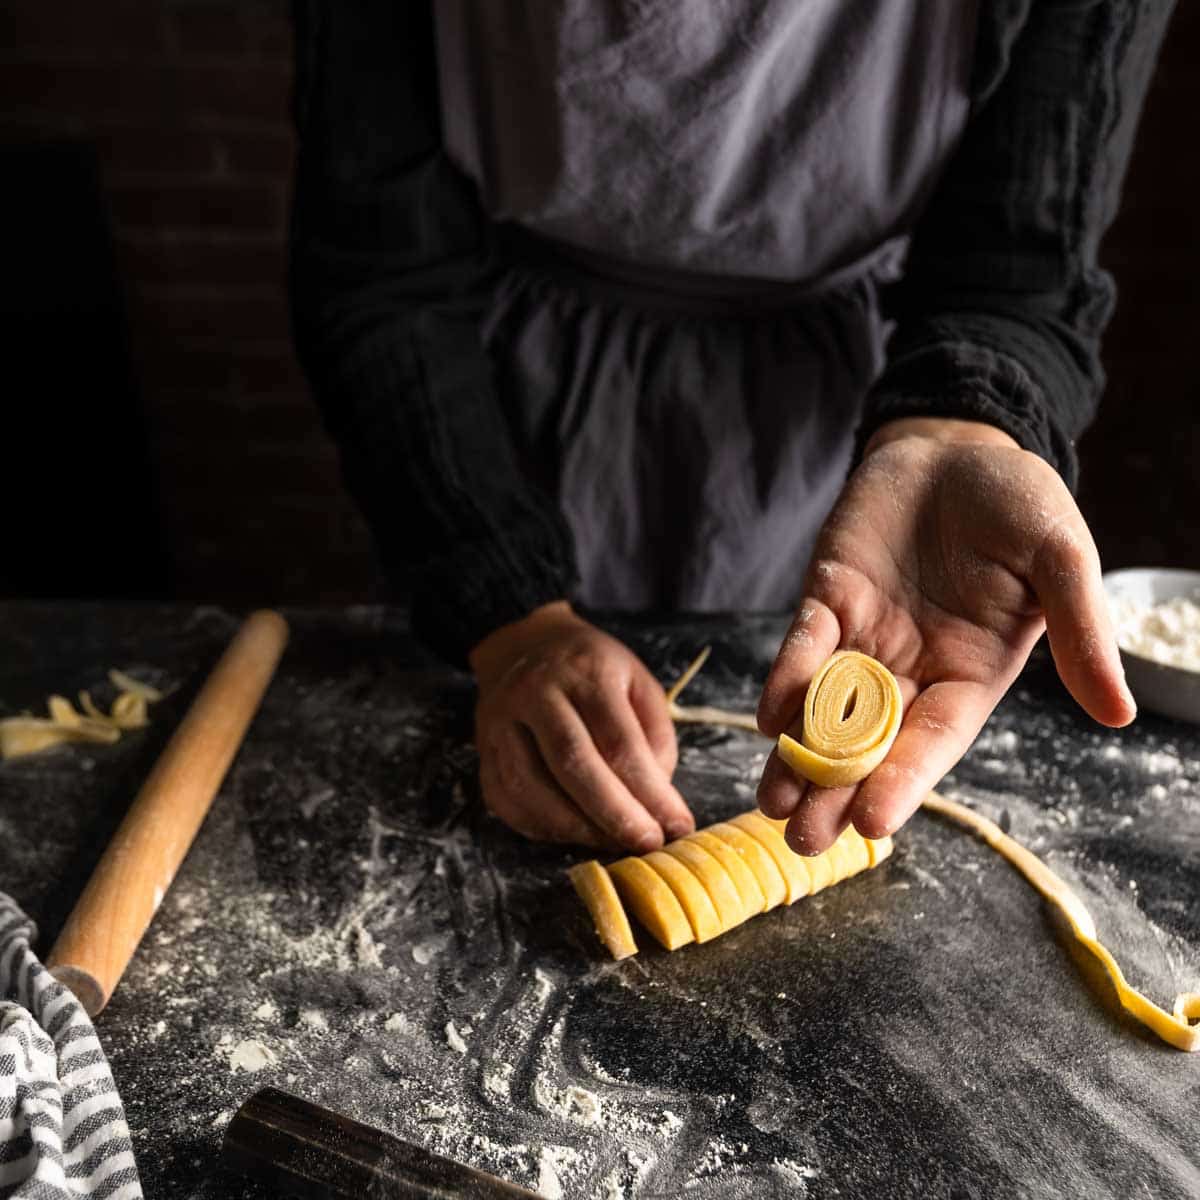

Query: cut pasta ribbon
left=0, top=671, right=163, bottom=760
left=776, top=650, right=903, bottom=788
left=620, top=646, right=1200, bottom=1052
left=923, top=792, right=1200, bottom=1053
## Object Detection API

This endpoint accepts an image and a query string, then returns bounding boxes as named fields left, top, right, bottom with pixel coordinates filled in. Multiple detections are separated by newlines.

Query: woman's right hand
left=469, top=602, right=694, bottom=850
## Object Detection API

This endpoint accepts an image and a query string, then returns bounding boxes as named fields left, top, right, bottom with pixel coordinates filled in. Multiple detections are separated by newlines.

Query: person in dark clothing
left=289, top=2, right=1171, bottom=857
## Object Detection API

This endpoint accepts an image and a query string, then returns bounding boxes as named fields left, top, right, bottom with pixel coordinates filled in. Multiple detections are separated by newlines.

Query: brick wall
left=1, top=1, right=1196, bottom=605
left=0, top=0, right=373, bottom=604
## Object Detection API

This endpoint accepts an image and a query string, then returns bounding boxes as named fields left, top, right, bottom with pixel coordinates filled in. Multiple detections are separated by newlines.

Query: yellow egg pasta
left=0, top=670, right=163, bottom=760
left=775, top=650, right=902, bottom=788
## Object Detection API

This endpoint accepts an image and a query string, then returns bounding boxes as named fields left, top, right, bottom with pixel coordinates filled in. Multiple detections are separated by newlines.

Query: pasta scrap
left=0, top=671, right=163, bottom=761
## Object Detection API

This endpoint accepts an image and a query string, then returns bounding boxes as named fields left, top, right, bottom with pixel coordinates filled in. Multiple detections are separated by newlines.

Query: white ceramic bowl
left=1103, top=567, right=1200, bottom=724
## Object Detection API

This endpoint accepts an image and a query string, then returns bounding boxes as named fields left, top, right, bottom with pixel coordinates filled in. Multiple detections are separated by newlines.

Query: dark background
left=1, top=0, right=1196, bottom=607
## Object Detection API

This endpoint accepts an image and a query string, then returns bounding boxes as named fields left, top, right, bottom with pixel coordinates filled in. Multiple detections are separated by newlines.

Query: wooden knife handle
left=45, top=609, right=289, bottom=1016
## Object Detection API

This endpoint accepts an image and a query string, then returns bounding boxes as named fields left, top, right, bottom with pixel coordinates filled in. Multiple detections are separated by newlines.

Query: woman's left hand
left=756, top=417, right=1136, bottom=855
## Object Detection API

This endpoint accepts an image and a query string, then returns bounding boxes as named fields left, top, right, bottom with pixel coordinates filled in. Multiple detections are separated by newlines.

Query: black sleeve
left=289, top=1, right=577, bottom=666
left=857, top=0, right=1175, bottom=489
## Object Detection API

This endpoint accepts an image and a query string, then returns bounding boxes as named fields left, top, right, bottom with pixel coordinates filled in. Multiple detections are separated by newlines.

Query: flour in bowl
left=1110, top=594, right=1200, bottom=671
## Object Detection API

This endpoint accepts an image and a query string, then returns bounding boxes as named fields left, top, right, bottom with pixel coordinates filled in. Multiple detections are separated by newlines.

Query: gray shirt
left=435, top=0, right=979, bottom=283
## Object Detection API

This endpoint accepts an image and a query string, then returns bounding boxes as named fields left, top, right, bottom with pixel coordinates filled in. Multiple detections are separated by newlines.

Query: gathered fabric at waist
left=491, top=221, right=907, bottom=318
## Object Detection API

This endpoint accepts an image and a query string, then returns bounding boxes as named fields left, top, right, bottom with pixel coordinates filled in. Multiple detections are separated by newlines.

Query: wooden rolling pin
left=45, top=609, right=289, bottom=1016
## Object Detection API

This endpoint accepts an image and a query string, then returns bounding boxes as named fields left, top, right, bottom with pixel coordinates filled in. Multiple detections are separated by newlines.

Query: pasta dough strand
left=922, top=792, right=1200, bottom=1053
left=666, top=645, right=761, bottom=733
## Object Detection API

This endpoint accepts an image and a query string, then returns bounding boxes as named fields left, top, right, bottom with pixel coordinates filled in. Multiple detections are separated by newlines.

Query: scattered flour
left=298, top=1008, right=329, bottom=1032
left=445, top=1020, right=469, bottom=1055
left=483, top=1060, right=515, bottom=1100
left=1111, top=593, right=1200, bottom=671
left=533, top=1078, right=602, bottom=1127
left=229, top=1039, right=276, bottom=1073
left=659, top=1109, right=684, bottom=1137
left=693, top=1135, right=750, bottom=1177
left=772, top=1158, right=820, bottom=1190
left=299, top=786, right=334, bottom=820
left=532, top=966, right=555, bottom=1003
left=384, top=1012, right=409, bottom=1033
left=1140, top=749, right=1182, bottom=775
left=353, top=922, right=384, bottom=968
left=411, top=940, right=437, bottom=965
left=417, top=1100, right=455, bottom=1123
left=974, top=728, right=1020, bottom=755
left=536, top=1147, right=564, bottom=1199
left=252, top=999, right=278, bottom=1022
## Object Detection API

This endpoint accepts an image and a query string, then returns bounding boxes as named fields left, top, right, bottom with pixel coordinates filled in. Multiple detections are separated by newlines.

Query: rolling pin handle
left=223, top=1087, right=542, bottom=1199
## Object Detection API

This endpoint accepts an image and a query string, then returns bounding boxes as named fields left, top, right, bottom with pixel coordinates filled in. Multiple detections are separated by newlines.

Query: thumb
left=1030, top=521, right=1135, bottom=728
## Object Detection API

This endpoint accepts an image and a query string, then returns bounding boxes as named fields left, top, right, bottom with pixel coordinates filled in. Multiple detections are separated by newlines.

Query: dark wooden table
left=2, top=605, right=1198, bottom=1199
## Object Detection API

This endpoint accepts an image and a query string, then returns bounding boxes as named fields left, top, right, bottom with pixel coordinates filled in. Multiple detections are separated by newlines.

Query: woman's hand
left=757, top=418, right=1135, bottom=855
left=470, top=601, right=694, bottom=850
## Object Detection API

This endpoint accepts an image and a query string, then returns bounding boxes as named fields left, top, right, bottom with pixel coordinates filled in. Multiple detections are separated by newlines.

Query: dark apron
left=434, top=0, right=980, bottom=611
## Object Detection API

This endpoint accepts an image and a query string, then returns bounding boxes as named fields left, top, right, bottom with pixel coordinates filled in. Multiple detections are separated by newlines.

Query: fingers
left=1030, top=524, right=1135, bottom=728
left=784, top=785, right=857, bottom=856
left=847, top=679, right=1000, bottom=842
left=480, top=729, right=609, bottom=847
left=756, top=746, right=804, bottom=820
left=473, top=619, right=693, bottom=851
left=628, top=670, right=680, bottom=777
left=527, top=691, right=668, bottom=852
left=757, top=600, right=842, bottom=737
left=757, top=744, right=865, bottom=856
left=572, top=681, right=694, bottom=841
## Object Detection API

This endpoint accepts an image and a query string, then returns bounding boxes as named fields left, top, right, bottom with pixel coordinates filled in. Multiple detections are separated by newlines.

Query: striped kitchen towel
left=0, top=894, right=141, bottom=1199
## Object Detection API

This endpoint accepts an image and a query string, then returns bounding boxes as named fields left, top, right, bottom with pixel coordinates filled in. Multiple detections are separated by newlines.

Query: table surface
left=2, top=605, right=1198, bottom=1200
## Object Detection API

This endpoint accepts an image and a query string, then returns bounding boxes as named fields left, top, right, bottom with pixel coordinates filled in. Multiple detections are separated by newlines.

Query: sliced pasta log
left=661, top=839, right=746, bottom=931
left=572, top=807, right=894, bottom=959
left=728, top=811, right=811, bottom=903
left=568, top=860, right=638, bottom=960
left=706, top=822, right=788, bottom=910
left=607, top=857, right=693, bottom=951
left=688, top=830, right=766, bottom=915
left=642, top=850, right=722, bottom=943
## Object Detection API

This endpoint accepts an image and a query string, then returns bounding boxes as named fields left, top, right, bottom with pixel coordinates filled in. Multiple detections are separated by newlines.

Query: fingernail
left=665, top=820, right=694, bottom=842
left=634, top=830, right=662, bottom=853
